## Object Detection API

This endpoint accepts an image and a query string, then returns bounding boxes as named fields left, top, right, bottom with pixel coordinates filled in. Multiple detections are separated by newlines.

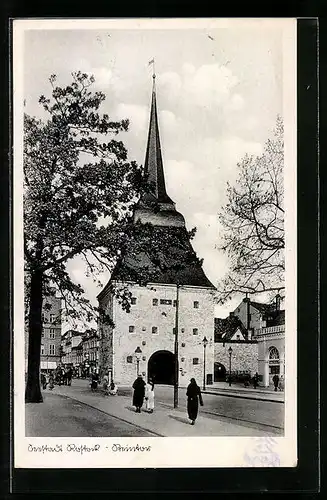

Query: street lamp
left=135, top=346, right=142, bottom=376
left=202, top=336, right=208, bottom=391
left=228, top=346, right=233, bottom=387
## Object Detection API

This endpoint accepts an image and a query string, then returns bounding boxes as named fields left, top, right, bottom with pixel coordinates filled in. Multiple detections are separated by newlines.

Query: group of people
left=132, top=375, right=203, bottom=425
left=40, top=367, right=73, bottom=390
left=132, top=375, right=155, bottom=413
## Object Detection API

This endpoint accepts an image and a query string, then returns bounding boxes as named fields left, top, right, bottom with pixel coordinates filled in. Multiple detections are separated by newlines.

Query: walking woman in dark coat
left=186, top=378, right=204, bottom=425
left=132, top=374, right=146, bottom=412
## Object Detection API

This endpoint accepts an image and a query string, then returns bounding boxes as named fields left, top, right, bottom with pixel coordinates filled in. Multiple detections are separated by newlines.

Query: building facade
left=61, top=330, right=83, bottom=369
left=82, top=330, right=100, bottom=376
left=214, top=296, right=285, bottom=387
left=214, top=314, right=258, bottom=381
left=255, top=310, right=285, bottom=387
left=98, top=75, right=216, bottom=388
left=25, top=289, right=62, bottom=373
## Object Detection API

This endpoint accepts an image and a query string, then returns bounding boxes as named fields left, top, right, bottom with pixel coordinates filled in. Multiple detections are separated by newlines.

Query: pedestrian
left=90, top=371, right=99, bottom=391
left=145, top=380, right=155, bottom=413
left=109, top=381, right=118, bottom=396
left=278, top=374, right=284, bottom=392
left=48, top=371, right=54, bottom=391
left=132, top=374, right=146, bottom=413
left=252, top=372, right=259, bottom=389
left=41, top=372, right=47, bottom=390
left=103, top=373, right=109, bottom=395
left=186, top=378, right=203, bottom=425
left=272, top=373, right=279, bottom=392
left=67, top=368, right=73, bottom=386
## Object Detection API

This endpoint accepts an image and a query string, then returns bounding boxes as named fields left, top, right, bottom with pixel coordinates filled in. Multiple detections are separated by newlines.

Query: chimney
left=275, top=294, right=281, bottom=311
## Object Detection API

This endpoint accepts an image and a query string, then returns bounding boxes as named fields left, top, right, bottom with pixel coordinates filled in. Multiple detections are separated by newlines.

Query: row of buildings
left=25, top=291, right=101, bottom=377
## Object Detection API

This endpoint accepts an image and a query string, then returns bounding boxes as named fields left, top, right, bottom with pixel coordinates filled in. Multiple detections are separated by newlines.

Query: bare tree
left=218, top=116, right=284, bottom=303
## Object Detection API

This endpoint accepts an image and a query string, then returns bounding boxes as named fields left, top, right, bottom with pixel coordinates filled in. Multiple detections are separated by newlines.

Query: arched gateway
left=214, top=362, right=227, bottom=382
left=148, top=350, right=175, bottom=385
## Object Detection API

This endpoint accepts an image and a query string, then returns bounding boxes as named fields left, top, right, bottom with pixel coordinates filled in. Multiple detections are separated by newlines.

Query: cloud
left=160, top=62, right=240, bottom=109
left=115, top=103, right=148, bottom=135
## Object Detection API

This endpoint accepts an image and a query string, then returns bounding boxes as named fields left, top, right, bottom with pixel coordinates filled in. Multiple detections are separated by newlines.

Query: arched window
left=269, top=346, right=280, bottom=360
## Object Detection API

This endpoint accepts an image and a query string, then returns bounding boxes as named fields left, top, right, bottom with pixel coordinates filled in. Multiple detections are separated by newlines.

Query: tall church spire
left=143, top=73, right=174, bottom=205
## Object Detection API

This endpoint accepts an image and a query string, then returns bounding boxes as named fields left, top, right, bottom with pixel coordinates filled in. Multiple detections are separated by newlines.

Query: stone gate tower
left=98, top=74, right=216, bottom=388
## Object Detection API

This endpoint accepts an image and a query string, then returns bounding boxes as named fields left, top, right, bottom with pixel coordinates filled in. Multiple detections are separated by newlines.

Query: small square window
left=193, top=358, right=199, bottom=365
left=49, top=332, right=55, bottom=339
left=129, top=325, right=135, bottom=333
left=50, top=314, right=56, bottom=323
left=152, top=299, right=158, bottom=306
left=160, top=299, right=172, bottom=305
left=41, top=346, right=44, bottom=355
left=126, top=356, right=133, bottom=363
left=152, top=326, right=158, bottom=334
left=173, top=300, right=177, bottom=307
left=193, top=301, right=199, bottom=309
left=193, top=328, right=198, bottom=335
left=131, top=297, right=137, bottom=305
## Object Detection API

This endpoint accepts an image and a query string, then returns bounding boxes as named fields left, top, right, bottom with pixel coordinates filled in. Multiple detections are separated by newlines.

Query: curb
left=203, top=390, right=284, bottom=404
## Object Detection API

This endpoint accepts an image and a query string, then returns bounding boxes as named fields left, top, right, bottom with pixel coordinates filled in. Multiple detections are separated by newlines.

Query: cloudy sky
left=22, top=19, right=286, bottom=324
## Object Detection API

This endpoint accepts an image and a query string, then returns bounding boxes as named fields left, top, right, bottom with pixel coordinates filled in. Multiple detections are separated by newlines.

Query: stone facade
left=214, top=341, right=259, bottom=378
left=256, top=325, right=285, bottom=387
left=99, top=283, right=215, bottom=387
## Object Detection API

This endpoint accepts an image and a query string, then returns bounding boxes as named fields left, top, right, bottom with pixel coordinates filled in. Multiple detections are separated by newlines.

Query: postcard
left=14, top=17, right=297, bottom=468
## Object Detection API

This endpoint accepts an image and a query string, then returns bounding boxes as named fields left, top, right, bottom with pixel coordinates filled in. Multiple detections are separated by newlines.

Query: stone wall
left=99, top=282, right=215, bottom=387
left=214, top=341, right=259, bottom=376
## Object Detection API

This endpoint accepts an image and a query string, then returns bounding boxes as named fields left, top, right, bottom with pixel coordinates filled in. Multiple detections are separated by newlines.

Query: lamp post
left=202, top=336, right=208, bottom=391
left=228, top=346, right=233, bottom=386
left=173, top=284, right=180, bottom=408
left=135, top=346, right=142, bottom=376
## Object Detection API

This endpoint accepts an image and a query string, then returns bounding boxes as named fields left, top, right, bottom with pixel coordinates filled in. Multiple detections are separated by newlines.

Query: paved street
left=26, top=392, right=157, bottom=437
left=26, top=379, right=283, bottom=437
left=147, top=385, right=284, bottom=430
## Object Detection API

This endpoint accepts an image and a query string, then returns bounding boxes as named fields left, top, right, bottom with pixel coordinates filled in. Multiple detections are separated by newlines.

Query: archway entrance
left=214, top=362, right=227, bottom=382
left=148, top=350, right=175, bottom=385
left=268, top=346, right=280, bottom=385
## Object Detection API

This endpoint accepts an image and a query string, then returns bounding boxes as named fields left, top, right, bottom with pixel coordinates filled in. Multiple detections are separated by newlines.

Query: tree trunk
left=25, top=269, right=44, bottom=403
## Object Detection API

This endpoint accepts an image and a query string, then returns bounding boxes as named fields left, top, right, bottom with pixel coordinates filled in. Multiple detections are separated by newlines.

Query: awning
left=40, top=361, right=57, bottom=369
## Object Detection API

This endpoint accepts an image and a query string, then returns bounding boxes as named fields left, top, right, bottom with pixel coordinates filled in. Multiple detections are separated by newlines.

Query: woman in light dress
left=109, top=381, right=118, bottom=395
left=145, top=380, right=155, bottom=413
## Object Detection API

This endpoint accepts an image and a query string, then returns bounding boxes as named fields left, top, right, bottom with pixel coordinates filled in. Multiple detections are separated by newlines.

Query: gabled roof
left=214, top=315, right=248, bottom=341
left=250, top=301, right=276, bottom=314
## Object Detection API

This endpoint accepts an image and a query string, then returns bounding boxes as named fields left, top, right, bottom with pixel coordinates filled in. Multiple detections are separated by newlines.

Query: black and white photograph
left=14, top=18, right=297, bottom=468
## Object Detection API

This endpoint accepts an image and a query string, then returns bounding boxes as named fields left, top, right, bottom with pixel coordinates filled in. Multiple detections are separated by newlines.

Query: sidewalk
left=52, top=384, right=282, bottom=437
left=203, top=383, right=284, bottom=403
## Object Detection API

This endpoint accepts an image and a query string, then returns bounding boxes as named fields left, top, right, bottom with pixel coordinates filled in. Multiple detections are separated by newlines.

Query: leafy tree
left=218, top=116, right=284, bottom=303
left=24, top=72, right=146, bottom=402
left=24, top=72, right=201, bottom=402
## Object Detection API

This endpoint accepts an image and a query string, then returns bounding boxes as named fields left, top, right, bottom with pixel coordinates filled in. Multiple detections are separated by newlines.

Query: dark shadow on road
left=168, top=414, right=190, bottom=425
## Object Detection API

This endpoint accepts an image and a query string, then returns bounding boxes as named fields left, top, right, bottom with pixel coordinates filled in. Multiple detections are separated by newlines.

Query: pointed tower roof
left=142, top=74, right=174, bottom=205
